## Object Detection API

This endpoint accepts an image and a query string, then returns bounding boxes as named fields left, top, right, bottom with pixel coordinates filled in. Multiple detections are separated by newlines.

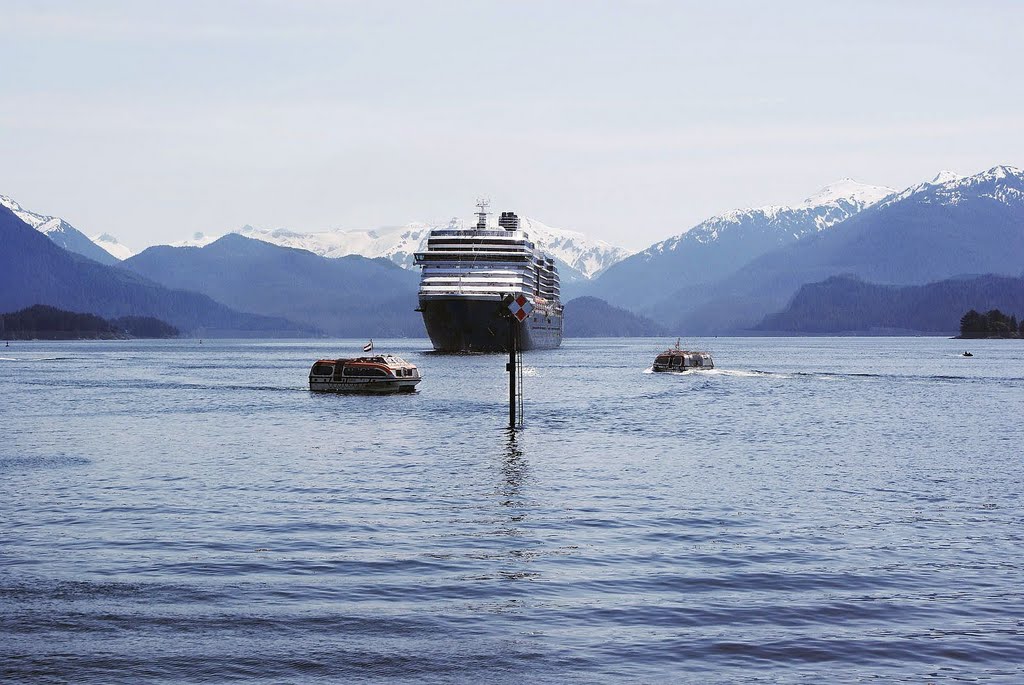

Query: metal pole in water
left=508, top=317, right=516, bottom=429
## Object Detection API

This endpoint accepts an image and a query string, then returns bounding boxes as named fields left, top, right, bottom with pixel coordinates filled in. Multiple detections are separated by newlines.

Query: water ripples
left=2, top=337, right=1023, bottom=683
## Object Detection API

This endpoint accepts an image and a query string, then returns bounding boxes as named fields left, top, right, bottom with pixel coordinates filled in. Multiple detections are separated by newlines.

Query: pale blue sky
left=2, top=0, right=1022, bottom=250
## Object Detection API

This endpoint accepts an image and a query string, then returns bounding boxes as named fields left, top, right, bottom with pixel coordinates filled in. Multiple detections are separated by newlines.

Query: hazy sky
left=2, top=1, right=1022, bottom=251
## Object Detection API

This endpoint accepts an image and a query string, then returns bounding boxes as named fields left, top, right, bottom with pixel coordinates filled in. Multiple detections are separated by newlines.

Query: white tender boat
left=652, top=339, right=714, bottom=372
left=309, top=355, right=421, bottom=393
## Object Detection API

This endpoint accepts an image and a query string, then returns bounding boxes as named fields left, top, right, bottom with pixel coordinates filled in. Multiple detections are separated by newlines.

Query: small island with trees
left=958, top=309, right=1023, bottom=339
left=2, top=305, right=179, bottom=340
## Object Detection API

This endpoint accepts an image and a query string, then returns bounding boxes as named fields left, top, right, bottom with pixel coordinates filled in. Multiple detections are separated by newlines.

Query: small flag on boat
left=363, top=340, right=373, bottom=352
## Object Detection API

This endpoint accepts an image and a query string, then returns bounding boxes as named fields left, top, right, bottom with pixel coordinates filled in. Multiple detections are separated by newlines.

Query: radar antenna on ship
left=475, top=197, right=490, bottom=230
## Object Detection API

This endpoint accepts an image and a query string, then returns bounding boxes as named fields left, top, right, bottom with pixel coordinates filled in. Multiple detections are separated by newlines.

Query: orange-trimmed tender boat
left=309, top=355, right=421, bottom=393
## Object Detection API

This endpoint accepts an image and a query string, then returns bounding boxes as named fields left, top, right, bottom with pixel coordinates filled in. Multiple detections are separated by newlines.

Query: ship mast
left=475, top=197, right=490, bottom=230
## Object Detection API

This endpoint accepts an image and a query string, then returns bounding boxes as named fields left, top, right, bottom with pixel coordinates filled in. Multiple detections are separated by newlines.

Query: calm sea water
left=2, top=337, right=1023, bottom=683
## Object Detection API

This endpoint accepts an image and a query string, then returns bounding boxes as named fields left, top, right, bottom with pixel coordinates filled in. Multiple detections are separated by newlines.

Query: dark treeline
left=959, top=309, right=1023, bottom=338
left=755, top=274, right=1024, bottom=335
left=2, top=305, right=179, bottom=340
left=112, top=315, right=180, bottom=338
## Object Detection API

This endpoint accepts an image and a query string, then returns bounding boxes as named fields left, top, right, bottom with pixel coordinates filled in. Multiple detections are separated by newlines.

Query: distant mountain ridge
left=175, top=214, right=632, bottom=283
left=0, top=194, right=123, bottom=265
left=584, top=178, right=895, bottom=307
left=122, top=235, right=424, bottom=337
left=0, top=205, right=315, bottom=337
left=126, top=235, right=666, bottom=338
left=175, top=222, right=434, bottom=270
left=10, top=165, right=1021, bottom=339
left=563, top=297, right=666, bottom=337
left=659, top=165, right=1024, bottom=333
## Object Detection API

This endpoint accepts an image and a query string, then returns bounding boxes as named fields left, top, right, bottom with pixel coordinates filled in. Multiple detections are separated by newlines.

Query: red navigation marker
left=507, top=295, right=534, bottom=322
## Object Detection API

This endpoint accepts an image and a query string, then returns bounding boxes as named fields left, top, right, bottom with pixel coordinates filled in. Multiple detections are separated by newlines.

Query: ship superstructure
left=414, top=200, right=563, bottom=352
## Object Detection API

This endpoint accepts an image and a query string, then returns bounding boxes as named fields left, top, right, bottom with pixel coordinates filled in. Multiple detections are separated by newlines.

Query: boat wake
left=644, top=367, right=857, bottom=382
left=710, top=369, right=786, bottom=378
left=644, top=367, right=1022, bottom=385
left=644, top=367, right=791, bottom=378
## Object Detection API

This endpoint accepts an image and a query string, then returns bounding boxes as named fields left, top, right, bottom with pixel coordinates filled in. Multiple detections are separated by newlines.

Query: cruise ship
left=414, top=200, right=564, bottom=352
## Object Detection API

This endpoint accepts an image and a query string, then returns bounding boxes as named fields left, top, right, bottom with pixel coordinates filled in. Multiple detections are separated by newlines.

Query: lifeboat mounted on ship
left=309, top=355, right=421, bottom=393
left=652, top=339, right=714, bottom=372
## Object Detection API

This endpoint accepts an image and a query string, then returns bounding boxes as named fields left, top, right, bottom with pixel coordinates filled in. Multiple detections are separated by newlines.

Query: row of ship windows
left=421, top=264, right=559, bottom=276
left=420, top=285, right=556, bottom=292
left=419, top=286, right=541, bottom=293
left=425, top=242, right=539, bottom=250
left=420, top=278, right=559, bottom=287
left=422, top=279, right=561, bottom=288
left=426, top=236, right=537, bottom=244
left=421, top=274, right=559, bottom=284
left=420, top=274, right=546, bottom=281
left=429, top=230, right=531, bottom=239
left=421, top=277, right=533, bottom=283
left=422, top=251, right=555, bottom=265
left=421, top=264, right=558, bottom=271
left=418, top=249, right=555, bottom=261
left=418, top=291, right=552, bottom=296
left=417, top=255, right=534, bottom=260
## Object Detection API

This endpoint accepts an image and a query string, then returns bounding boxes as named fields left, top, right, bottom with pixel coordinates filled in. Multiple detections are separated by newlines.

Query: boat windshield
left=311, top=363, right=334, bottom=376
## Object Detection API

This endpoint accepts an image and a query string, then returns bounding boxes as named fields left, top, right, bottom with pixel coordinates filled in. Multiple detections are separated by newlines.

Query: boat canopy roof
left=313, top=355, right=413, bottom=366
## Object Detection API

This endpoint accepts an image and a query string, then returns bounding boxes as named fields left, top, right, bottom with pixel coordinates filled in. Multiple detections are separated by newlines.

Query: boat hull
left=419, top=296, right=562, bottom=352
left=309, top=378, right=420, bottom=393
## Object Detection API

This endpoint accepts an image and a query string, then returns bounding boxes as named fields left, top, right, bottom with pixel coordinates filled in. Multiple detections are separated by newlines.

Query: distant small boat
left=309, top=354, right=421, bottom=393
left=652, top=338, right=714, bottom=372
left=962, top=351, right=973, bottom=357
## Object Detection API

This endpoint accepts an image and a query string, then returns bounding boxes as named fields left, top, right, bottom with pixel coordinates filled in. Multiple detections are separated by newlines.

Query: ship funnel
left=498, top=211, right=520, bottom=231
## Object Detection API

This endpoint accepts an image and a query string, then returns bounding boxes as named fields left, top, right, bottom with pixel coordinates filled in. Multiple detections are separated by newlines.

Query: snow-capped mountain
left=238, top=223, right=434, bottom=268
left=171, top=232, right=222, bottom=248
left=655, top=164, right=1024, bottom=335
left=516, top=217, right=632, bottom=279
left=90, top=233, right=134, bottom=260
left=877, top=164, right=1022, bottom=210
left=585, top=178, right=894, bottom=307
left=172, top=217, right=631, bottom=280
left=0, top=194, right=120, bottom=266
left=172, top=223, right=434, bottom=267
left=645, top=178, right=894, bottom=255
left=927, top=170, right=964, bottom=186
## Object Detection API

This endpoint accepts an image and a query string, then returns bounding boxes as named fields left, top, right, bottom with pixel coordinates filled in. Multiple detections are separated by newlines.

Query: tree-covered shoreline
left=958, top=309, right=1023, bottom=339
left=2, top=305, right=179, bottom=340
